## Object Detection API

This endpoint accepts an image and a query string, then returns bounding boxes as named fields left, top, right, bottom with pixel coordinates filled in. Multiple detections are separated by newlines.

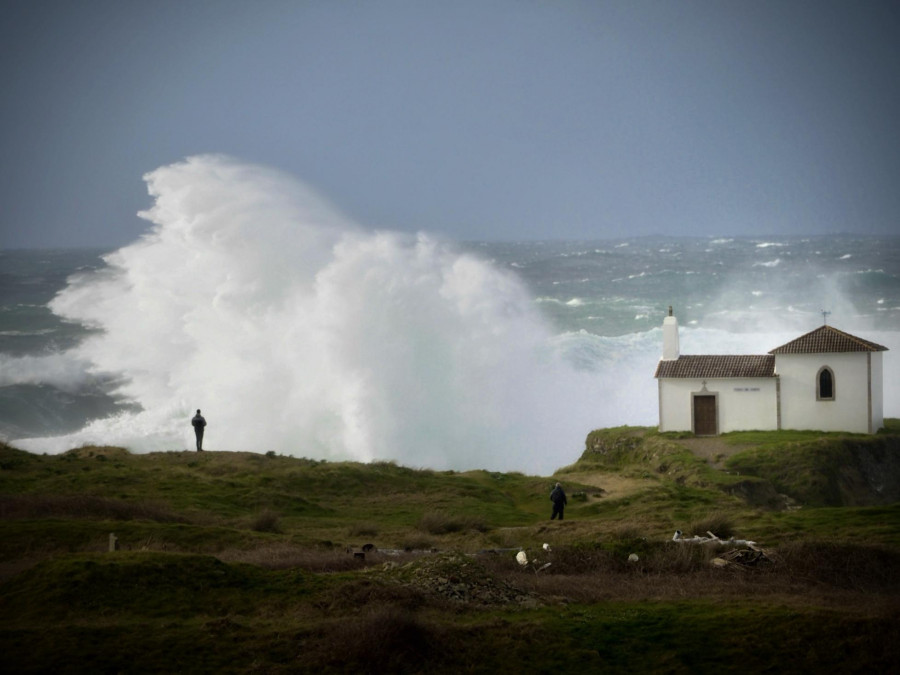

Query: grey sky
left=2, top=0, right=898, bottom=249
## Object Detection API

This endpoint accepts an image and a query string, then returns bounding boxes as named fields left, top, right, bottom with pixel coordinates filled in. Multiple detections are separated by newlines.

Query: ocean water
left=2, top=157, right=898, bottom=473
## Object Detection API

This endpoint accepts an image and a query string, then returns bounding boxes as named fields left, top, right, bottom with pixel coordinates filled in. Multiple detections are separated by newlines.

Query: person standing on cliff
left=192, top=409, right=206, bottom=451
left=550, top=482, right=567, bottom=520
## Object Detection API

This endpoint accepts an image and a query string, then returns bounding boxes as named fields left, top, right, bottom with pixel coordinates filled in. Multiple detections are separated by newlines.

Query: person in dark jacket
left=191, top=409, right=206, bottom=451
left=550, top=482, right=567, bottom=520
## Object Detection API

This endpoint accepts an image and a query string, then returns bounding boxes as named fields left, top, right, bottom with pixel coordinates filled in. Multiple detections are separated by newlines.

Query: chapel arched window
left=817, top=367, right=835, bottom=401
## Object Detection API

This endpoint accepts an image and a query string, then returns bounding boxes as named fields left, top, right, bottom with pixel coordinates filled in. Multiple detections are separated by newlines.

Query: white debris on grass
left=672, top=530, right=757, bottom=548
left=514, top=547, right=552, bottom=573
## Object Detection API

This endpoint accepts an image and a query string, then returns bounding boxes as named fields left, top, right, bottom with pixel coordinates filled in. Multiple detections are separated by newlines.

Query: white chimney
left=662, top=305, right=679, bottom=360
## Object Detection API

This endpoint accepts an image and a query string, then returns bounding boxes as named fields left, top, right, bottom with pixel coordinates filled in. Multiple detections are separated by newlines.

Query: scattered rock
left=403, top=553, right=540, bottom=606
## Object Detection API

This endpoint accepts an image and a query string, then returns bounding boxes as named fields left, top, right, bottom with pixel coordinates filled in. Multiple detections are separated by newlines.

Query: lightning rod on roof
left=821, top=309, right=831, bottom=325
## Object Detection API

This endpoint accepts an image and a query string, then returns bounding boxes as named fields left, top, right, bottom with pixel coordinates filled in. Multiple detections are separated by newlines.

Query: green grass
left=718, top=428, right=858, bottom=446
left=554, top=602, right=900, bottom=673
left=1, top=424, right=899, bottom=672
left=3, top=556, right=898, bottom=673
left=739, top=503, right=900, bottom=547
left=725, top=435, right=899, bottom=507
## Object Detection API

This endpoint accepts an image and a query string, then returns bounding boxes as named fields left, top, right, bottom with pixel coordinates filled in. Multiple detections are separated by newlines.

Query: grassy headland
left=2, top=422, right=899, bottom=673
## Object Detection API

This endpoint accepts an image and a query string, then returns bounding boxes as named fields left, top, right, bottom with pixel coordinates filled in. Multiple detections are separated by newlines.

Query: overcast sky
left=2, top=0, right=898, bottom=249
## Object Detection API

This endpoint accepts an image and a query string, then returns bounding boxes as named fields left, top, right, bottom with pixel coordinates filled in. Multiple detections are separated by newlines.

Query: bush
left=250, top=509, right=281, bottom=533
left=348, top=521, right=379, bottom=537
left=397, top=535, right=436, bottom=552
left=417, top=511, right=488, bottom=535
left=686, top=513, right=736, bottom=539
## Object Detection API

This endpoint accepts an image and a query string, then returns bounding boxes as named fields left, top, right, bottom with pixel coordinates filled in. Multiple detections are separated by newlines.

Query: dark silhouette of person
left=550, top=482, right=567, bottom=520
left=192, top=409, right=206, bottom=451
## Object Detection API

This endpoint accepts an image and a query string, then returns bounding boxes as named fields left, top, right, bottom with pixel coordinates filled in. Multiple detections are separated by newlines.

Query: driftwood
left=672, top=529, right=758, bottom=548
left=714, top=548, right=772, bottom=567
left=673, top=530, right=774, bottom=568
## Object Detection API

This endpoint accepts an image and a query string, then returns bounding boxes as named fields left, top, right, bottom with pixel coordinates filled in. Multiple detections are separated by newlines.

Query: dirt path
left=557, top=472, right=656, bottom=500
left=667, top=437, right=756, bottom=469
left=560, top=437, right=752, bottom=498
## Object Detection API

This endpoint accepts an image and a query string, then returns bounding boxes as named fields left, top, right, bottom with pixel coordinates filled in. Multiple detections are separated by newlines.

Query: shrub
left=417, top=511, right=488, bottom=535
left=686, top=513, right=736, bottom=539
left=348, top=521, right=379, bottom=537
left=397, top=535, right=436, bottom=552
left=250, top=509, right=281, bottom=533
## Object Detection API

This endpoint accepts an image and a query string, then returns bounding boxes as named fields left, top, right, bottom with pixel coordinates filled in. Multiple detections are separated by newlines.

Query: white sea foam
left=12, top=156, right=611, bottom=473
left=0, top=353, right=95, bottom=392
left=0, top=329, right=57, bottom=337
left=535, top=296, right=565, bottom=305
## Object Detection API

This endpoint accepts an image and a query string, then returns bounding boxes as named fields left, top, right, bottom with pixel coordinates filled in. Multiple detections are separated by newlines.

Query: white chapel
left=655, top=308, right=887, bottom=435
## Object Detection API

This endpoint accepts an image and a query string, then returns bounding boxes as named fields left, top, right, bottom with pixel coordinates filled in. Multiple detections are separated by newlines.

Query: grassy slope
left=1, top=424, right=899, bottom=673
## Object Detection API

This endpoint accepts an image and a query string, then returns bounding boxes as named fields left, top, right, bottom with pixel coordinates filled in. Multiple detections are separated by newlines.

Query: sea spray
left=14, top=156, right=612, bottom=473
left=0, top=353, right=96, bottom=392
left=9, top=157, right=899, bottom=470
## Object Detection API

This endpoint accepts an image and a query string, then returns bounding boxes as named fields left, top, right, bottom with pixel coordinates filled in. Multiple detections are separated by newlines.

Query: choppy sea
left=2, top=232, right=897, bottom=474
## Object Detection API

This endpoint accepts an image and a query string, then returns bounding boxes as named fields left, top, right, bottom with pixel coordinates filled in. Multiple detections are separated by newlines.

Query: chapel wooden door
left=693, top=395, right=717, bottom=436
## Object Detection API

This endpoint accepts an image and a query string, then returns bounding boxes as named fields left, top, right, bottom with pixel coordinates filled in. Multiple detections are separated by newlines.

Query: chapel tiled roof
left=768, top=325, right=888, bottom=354
left=654, top=354, right=776, bottom=379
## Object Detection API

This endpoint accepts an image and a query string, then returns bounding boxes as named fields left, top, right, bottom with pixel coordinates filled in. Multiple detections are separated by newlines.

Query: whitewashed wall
left=776, top=352, right=876, bottom=433
left=658, top=378, right=693, bottom=432
left=871, top=352, right=884, bottom=431
left=658, top=377, right=778, bottom=433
